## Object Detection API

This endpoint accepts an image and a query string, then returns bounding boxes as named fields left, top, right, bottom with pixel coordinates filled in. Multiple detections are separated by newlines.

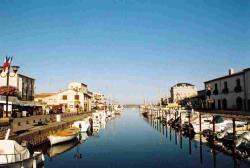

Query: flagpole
left=5, top=67, right=9, bottom=117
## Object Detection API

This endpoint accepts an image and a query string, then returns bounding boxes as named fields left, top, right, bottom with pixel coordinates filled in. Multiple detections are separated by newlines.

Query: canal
left=40, top=108, right=250, bottom=168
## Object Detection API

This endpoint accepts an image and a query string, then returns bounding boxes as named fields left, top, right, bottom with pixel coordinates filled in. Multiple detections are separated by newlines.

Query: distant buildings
left=205, top=68, right=250, bottom=111
left=92, top=92, right=106, bottom=110
left=170, top=83, right=198, bottom=103
left=35, top=82, right=92, bottom=113
left=180, top=90, right=206, bottom=109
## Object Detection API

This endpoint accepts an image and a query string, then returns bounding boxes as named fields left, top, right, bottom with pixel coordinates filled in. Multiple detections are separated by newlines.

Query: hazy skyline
left=0, top=0, right=249, bottom=104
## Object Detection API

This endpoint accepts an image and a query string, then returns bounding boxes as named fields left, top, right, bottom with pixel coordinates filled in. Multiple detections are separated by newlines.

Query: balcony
left=234, top=86, right=242, bottom=93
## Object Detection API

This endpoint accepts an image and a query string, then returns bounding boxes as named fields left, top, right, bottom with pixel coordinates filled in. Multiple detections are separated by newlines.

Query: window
left=222, top=81, right=229, bottom=94
left=235, top=79, right=242, bottom=93
left=75, top=95, right=79, bottom=100
left=62, top=95, right=67, bottom=100
left=222, top=99, right=228, bottom=110
left=224, top=81, right=228, bottom=89
left=218, top=100, right=221, bottom=110
left=213, top=83, right=219, bottom=95
left=236, top=97, right=243, bottom=111
left=236, top=79, right=241, bottom=86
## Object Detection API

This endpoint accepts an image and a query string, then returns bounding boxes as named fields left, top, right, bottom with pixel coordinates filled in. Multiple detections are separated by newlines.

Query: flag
left=2, top=56, right=12, bottom=72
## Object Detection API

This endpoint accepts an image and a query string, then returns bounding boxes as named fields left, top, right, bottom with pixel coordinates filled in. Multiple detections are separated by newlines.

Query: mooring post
left=180, top=112, right=182, bottom=130
left=189, top=137, right=192, bottom=155
left=175, top=111, right=177, bottom=120
left=212, top=115, right=215, bottom=142
left=170, top=126, right=172, bottom=141
left=199, top=134, right=203, bottom=164
left=180, top=132, right=183, bottom=149
left=175, top=131, right=177, bottom=145
left=188, top=113, right=191, bottom=135
left=199, top=112, right=202, bottom=133
left=232, top=118, right=236, bottom=153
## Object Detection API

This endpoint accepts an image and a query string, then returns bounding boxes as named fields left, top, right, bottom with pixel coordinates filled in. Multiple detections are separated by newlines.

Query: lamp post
left=0, top=57, right=19, bottom=118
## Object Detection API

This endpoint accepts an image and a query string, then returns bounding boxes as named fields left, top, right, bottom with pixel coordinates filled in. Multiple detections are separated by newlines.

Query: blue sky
left=0, top=0, right=249, bottom=104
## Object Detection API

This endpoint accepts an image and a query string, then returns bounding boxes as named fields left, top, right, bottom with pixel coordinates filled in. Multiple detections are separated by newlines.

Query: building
left=170, top=83, right=198, bottom=103
left=180, top=90, right=206, bottom=109
left=35, top=82, right=92, bottom=113
left=0, top=72, right=38, bottom=117
left=92, top=92, right=106, bottom=110
left=204, top=68, right=250, bottom=111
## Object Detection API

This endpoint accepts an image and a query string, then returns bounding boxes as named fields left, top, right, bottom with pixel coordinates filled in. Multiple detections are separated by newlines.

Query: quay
left=1, top=112, right=94, bottom=146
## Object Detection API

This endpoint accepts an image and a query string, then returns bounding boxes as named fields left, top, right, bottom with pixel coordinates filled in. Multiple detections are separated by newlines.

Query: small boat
left=48, top=127, right=79, bottom=146
left=47, top=139, right=79, bottom=158
left=236, top=132, right=250, bottom=147
left=0, top=140, right=44, bottom=168
left=72, top=120, right=90, bottom=132
left=107, top=111, right=112, bottom=117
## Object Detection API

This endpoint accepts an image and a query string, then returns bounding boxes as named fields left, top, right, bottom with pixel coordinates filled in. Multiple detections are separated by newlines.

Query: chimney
left=229, top=68, right=235, bottom=75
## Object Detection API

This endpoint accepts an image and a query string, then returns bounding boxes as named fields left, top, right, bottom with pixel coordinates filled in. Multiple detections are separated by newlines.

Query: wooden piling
left=212, top=115, right=215, bottom=142
left=199, top=134, right=203, bottom=164
left=199, top=113, right=202, bottom=133
left=188, top=113, right=191, bottom=135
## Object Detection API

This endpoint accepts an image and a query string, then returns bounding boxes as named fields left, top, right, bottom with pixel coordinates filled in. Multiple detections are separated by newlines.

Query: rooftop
left=172, top=83, right=195, bottom=88
left=204, top=68, right=250, bottom=84
left=34, top=93, right=57, bottom=98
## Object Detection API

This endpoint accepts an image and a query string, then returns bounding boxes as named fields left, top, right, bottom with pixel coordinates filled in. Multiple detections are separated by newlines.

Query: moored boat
left=48, top=127, right=79, bottom=146
left=72, top=120, right=90, bottom=132
left=0, top=140, right=44, bottom=168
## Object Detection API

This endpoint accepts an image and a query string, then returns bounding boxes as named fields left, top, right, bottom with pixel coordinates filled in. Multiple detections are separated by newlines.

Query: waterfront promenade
left=0, top=112, right=94, bottom=145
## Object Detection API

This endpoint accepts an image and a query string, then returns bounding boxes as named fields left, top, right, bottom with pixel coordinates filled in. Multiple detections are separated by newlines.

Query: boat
left=47, top=139, right=80, bottom=158
left=48, top=127, right=79, bottom=146
left=236, top=132, right=250, bottom=147
left=192, top=116, right=237, bottom=134
left=107, top=111, right=112, bottom=117
left=0, top=140, right=44, bottom=168
left=72, top=120, right=90, bottom=132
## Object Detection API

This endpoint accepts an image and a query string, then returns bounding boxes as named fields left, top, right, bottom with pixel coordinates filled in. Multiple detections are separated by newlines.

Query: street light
left=0, top=57, right=19, bottom=118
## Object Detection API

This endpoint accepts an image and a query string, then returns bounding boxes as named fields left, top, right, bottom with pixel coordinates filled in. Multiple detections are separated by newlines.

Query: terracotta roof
left=34, top=93, right=57, bottom=98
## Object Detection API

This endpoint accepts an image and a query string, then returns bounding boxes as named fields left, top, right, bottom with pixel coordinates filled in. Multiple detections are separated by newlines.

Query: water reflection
left=38, top=109, right=250, bottom=168
left=47, top=139, right=80, bottom=159
left=141, top=112, right=250, bottom=168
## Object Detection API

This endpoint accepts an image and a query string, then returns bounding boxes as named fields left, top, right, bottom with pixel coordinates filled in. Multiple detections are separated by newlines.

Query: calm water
left=41, top=109, right=250, bottom=168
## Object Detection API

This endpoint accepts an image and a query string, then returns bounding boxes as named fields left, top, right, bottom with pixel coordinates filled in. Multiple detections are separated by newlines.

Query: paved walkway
left=0, top=111, right=94, bottom=140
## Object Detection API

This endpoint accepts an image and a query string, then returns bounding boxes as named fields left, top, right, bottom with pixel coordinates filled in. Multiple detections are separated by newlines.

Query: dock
left=2, top=112, right=94, bottom=146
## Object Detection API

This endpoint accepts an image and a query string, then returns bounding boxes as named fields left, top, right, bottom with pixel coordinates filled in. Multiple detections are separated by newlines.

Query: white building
left=0, top=72, right=37, bottom=117
left=170, top=83, right=198, bottom=103
left=35, top=82, right=92, bottom=113
left=204, top=68, right=250, bottom=111
left=0, top=72, right=35, bottom=101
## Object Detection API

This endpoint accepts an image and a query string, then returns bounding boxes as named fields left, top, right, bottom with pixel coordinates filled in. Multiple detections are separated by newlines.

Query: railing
left=0, top=153, right=22, bottom=164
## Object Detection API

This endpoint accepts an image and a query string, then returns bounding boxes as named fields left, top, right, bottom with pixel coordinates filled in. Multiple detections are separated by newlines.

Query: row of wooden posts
left=150, top=108, right=249, bottom=150
left=148, top=114, right=241, bottom=168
